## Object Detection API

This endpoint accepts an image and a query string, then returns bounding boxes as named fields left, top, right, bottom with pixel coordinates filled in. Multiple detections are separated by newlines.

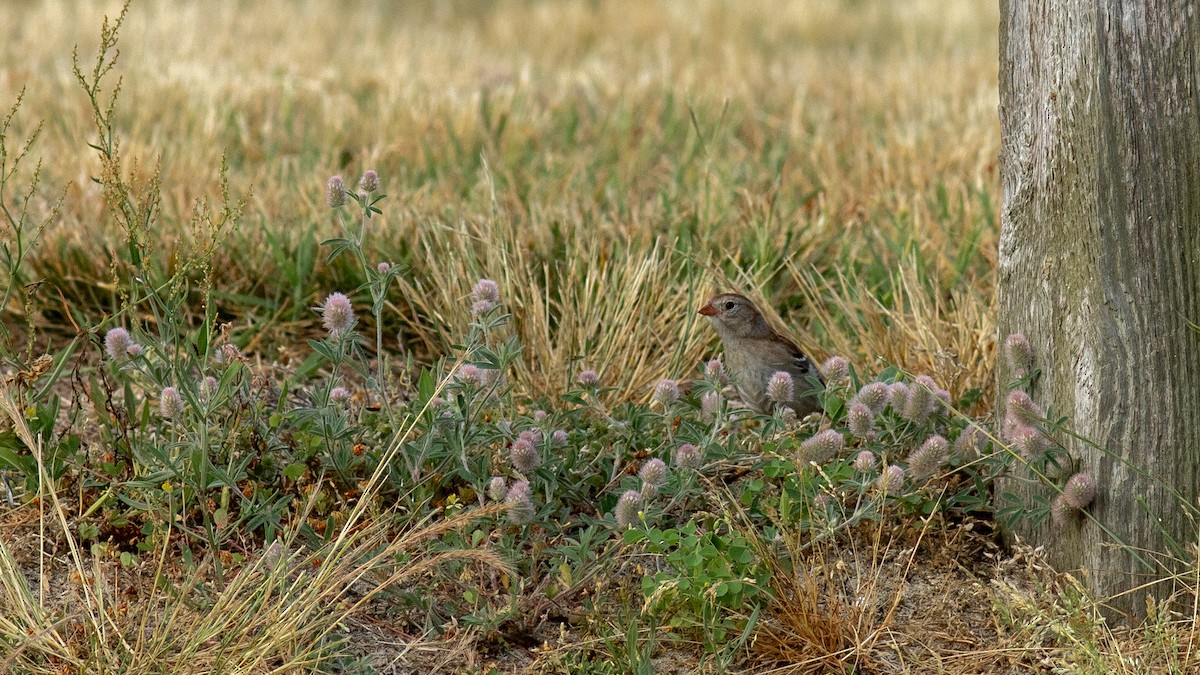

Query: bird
left=698, top=293, right=824, bottom=417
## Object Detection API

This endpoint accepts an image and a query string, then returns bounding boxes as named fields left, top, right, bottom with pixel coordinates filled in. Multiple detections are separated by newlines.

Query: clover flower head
left=330, top=386, right=350, bottom=403
left=704, top=359, right=727, bottom=385
left=766, top=371, right=794, bottom=406
left=852, top=382, right=890, bottom=415
left=487, top=476, right=508, bottom=501
left=578, top=369, right=599, bottom=387
left=653, top=379, right=680, bottom=408
left=326, top=176, right=346, bottom=208
left=1004, top=333, right=1034, bottom=377
left=614, top=490, right=642, bottom=529
left=853, top=450, right=878, bottom=472
left=673, top=443, right=702, bottom=469
left=510, top=437, right=541, bottom=473
left=638, top=458, right=667, bottom=497
left=1063, top=472, right=1097, bottom=509
left=505, top=480, right=534, bottom=524
left=358, top=169, right=379, bottom=193
left=821, top=355, right=850, bottom=383
left=320, top=292, right=356, bottom=337
left=701, top=390, right=722, bottom=423
left=472, top=278, right=501, bottom=306
left=799, top=429, right=843, bottom=463
left=104, top=327, right=132, bottom=361
left=160, top=386, right=185, bottom=420
left=551, top=429, right=569, bottom=447
left=847, top=402, right=874, bottom=438
left=878, top=464, right=905, bottom=493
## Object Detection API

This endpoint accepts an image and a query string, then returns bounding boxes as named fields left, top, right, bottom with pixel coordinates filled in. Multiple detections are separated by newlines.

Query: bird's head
left=699, top=293, right=770, bottom=339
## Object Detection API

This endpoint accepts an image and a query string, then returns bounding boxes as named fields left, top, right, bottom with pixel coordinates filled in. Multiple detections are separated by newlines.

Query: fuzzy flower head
left=887, top=382, right=910, bottom=413
left=673, top=443, right=702, bottom=469
left=799, top=429, right=844, bottom=464
left=320, top=292, right=356, bottom=337
left=614, top=490, right=642, bottom=529
left=639, top=458, right=668, bottom=497
left=1050, top=495, right=1076, bottom=527
left=487, top=476, right=508, bottom=501
left=104, top=327, right=133, bottom=361
left=1007, top=423, right=1048, bottom=459
left=509, top=437, right=541, bottom=474
left=1004, top=333, right=1034, bottom=378
left=1005, top=390, right=1044, bottom=426
left=505, top=480, right=534, bottom=524
left=329, top=386, right=350, bottom=404
left=551, top=429, right=569, bottom=447
left=652, top=379, right=680, bottom=408
left=377, top=261, right=391, bottom=274
left=907, top=435, right=949, bottom=480
left=701, top=390, right=722, bottom=423
left=472, top=278, right=501, bottom=306
left=200, top=376, right=219, bottom=401
left=160, top=386, right=185, bottom=420
left=954, top=424, right=987, bottom=458
left=847, top=402, right=874, bottom=438
left=1062, top=472, right=1097, bottom=509
left=878, top=464, right=905, bottom=493
left=517, top=429, right=543, bottom=448
left=821, top=355, right=850, bottom=384
left=852, top=382, right=890, bottom=415
left=853, top=450, right=878, bottom=472
left=901, top=379, right=933, bottom=424
left=533, top=409, right=548, bottom=422
left=577, top=369, right=599, bottom=388
left=125, top=343, right=144, bottom=358
left=358, top=169, right=379, bottom=194
left=766, top=371, right=795, bottom=406
left=326, top=176, right=346, bottom=208
left=704, top=359, right=727, bottom=385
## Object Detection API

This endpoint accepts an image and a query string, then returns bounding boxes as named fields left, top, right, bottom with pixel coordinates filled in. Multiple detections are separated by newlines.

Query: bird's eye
left=723, top=301, right=735, bottom=310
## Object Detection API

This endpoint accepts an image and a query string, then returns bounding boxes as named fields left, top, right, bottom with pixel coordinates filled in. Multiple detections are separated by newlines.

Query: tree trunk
left=998, top=0, right=1200, bottom=622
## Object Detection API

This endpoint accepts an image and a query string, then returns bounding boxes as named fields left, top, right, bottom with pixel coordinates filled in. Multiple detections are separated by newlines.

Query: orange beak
left=698, top=304, right=717, bottom=317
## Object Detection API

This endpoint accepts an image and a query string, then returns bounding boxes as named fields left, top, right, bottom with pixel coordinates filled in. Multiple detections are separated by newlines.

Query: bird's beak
left=698, top=304, right=717, bottom=317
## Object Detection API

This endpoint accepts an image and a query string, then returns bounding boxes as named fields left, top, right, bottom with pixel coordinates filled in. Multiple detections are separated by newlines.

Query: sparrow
left=699, top=293, right=824, bottom=417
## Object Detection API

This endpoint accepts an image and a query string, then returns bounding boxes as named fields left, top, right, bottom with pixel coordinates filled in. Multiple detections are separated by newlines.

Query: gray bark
left=998, top=0, right=1200, bottom=622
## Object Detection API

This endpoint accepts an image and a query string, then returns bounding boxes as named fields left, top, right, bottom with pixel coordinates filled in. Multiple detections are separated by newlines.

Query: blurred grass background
left=0, top=0, right=999, bottom=403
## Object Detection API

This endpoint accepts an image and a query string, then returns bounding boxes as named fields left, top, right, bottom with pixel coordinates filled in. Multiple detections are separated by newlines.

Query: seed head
left=320, top=292, right=356, bottom=337
left=160, top=386, right=185, bottom=420
left=1004, top=333, right=1034, bottom=377
left=509, top=437, right=541, bottom=474
left=799, top=429, right=844, bottom=463
left=1050, top=495, right=1076, bottom=527
left=821, top=355, right=850, bottom=383
left=578, top=370, right=599, bottom=387
left=887, top=382, right=910, bottom=413
left=766, top=371, right=795, bottom=406
left=673, top=443, right=702, bottom=469
left=908, top=435, right=949, bottom=480
left=704, top=359, right=727, bottom=385
left=852, top=382, right=890, bottom=415
left=639, top=458, right=668, bottom=497
left=472, top=278, right=501, bottom=306
left=1005, top=390, right=1043, bottom=426
left=701, top=390, right=721, bottom=422
left=847, top=402, right=874, bottom=438
left=326, top=176, right=346, bottom=208
left=954, top=424, right=987, bottom=458
left=1007, top=423, right=1048, bottom=459
left=505, top=480, right=535, bottom=524
left=358, top=169, right=380, bottom=193
left=878, top=464, right=905, bottom=493
left=614, top=490, right=642, bottom=529
left=104, top=328, right=132, bottom=361
left=200, top=376, right=219, bottom=401
left=1062, top=472, right=1096, bottom=509
left=487, top=476, right=508, bottom=501
left=853, top=450, right=878, bottom=472
left=653, top=379, right=680, bottom=408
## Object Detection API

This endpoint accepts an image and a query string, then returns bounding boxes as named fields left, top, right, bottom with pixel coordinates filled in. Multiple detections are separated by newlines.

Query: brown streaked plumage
left=699, top=293, right=823, bottom=416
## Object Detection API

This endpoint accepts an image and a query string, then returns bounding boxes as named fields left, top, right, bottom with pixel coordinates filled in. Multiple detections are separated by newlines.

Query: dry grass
left=8, top=1, right=1199, bottom=673
left=2, top=0, right=999, bottom=402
